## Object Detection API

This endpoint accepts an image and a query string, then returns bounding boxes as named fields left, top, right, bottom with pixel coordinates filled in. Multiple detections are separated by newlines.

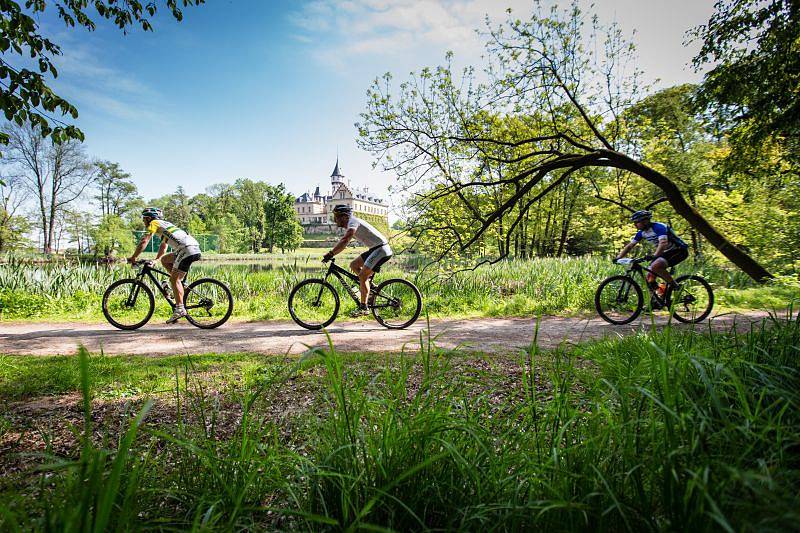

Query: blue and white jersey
left=632, top=222, right=688, bottom=251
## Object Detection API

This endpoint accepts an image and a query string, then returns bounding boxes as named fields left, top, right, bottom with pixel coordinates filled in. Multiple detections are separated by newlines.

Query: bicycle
left=288, top=258, right=422, bottom=330
left=595, top=257, right=714, bottom=325
left=102, top=260, right=233, bottom=330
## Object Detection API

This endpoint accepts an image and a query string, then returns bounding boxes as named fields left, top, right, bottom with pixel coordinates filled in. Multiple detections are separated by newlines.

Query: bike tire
left=288, top=279, right=340, bottom=330
left=371, top=278, right=422, bottom=329
left=184, top=278, right=234, bottom=329
left=595, top=275, right=643, bottom=325
left=671, top=274, right=714, bottom=324
left=102, top=279, right=155, bottom=330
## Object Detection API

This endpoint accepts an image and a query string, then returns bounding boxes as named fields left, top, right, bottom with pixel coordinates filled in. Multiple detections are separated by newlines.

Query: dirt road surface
left=0, top=311, right=776, bottom=356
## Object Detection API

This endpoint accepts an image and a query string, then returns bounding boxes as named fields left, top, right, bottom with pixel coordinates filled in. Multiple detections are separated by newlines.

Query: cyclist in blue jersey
left=615, top=210, right=689, bottom=297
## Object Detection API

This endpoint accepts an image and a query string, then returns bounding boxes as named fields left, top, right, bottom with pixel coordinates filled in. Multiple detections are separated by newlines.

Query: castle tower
left=330, top=158, right=346, bottom=192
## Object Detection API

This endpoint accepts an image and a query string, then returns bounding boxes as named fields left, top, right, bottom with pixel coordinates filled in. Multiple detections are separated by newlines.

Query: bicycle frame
left=617, top=258, right=676, bottom=304
left=130, top=261, right=191, bottom=310
left=322, top=259, right=364, bottom=306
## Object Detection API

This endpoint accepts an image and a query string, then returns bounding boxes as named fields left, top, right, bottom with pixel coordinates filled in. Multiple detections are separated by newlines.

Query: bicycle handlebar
left=615, top=256, right=653, bottom=265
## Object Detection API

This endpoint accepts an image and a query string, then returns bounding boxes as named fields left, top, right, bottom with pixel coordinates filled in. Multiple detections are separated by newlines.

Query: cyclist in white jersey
left=324, top=204, right=393, bottom=317
left=127, top=207, right=202, bottom=323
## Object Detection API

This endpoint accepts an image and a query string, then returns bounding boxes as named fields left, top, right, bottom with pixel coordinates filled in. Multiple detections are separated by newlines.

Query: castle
left=294, top=159, right=389, bottom=234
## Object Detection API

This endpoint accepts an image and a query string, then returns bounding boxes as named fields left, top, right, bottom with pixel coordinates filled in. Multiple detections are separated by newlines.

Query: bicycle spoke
left=671, top=275, right=714, bottom=323
left=371, top=279, right=421, bottom=329
left=102, top=279, right=154, bottom=330
left=289, top=279, right=339, bottom=330
left=184, top=279, right=233, bottom=329
left=595, top=275, right=643, bottom=325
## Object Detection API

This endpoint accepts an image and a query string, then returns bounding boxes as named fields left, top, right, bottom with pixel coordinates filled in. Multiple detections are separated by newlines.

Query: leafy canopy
left=0, top=0, right=204, bottom=146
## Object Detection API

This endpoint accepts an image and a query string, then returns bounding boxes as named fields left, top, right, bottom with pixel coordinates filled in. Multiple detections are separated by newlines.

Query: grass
left=1, top=254, right=797, bottom=322
left=1, top=310, right=798, bottom=530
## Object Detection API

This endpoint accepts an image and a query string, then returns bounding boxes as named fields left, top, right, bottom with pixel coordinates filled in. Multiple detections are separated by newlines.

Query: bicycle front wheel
left=288, top=279, right=340, bottom=330
left=102, top=279, right=155, bottom=330
left=371, top=278, right=422, bottom=329
left=183, top=278, right=233, bottom=329
left=670, top=275, right=714, bottom=324
left=595, top=275, right=643, bottom=325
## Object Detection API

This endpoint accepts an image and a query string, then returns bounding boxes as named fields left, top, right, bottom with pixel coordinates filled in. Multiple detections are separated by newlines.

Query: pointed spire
left=331, top=157, right=344, bottom=179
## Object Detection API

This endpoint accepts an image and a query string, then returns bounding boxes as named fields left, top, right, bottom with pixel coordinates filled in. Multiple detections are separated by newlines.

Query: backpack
left=666, top=225, right=689, bottom=249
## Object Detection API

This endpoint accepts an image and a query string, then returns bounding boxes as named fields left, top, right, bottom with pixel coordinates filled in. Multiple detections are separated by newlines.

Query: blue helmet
left=141, top=207, right=163, bottom=219
left=630, top=210, right=652, bottom=223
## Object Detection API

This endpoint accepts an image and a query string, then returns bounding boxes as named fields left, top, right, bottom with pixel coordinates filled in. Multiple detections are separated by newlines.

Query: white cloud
left=45, top=31, right=168, bottom=125
left=289, top=0, right=531, bottom=68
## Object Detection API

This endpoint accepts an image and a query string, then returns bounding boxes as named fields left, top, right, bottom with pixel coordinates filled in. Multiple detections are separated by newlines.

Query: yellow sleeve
left=146, top=220, right=160, bottom=235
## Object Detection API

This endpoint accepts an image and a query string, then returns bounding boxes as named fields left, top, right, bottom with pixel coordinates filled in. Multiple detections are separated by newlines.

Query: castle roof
left=331, top=158, right=344, bottom=179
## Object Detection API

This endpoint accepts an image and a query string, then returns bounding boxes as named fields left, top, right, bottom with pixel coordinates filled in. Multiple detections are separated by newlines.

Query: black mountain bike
left=102, top=260, right=233, bottom=330
left=288, top=258, right=422, bottom=330
left=595, top=257, right=714, bottom=325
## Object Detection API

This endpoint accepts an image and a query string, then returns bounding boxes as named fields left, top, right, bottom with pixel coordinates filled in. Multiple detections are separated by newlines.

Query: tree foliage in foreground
left=0, top=0, right=204, bottom=148
left=358, top=2, right=776, bottom=281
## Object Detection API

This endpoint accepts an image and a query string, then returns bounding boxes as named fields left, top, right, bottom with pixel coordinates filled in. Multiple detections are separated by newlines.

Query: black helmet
left=141, top=207, right=163, bottom=219
left=332, top=204, right=352, bottom=215
left=630, top=210, right=652, bottom=222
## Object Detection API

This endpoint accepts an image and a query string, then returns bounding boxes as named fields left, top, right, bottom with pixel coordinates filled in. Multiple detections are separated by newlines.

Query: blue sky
left=27, top=0, right=715, bottom=213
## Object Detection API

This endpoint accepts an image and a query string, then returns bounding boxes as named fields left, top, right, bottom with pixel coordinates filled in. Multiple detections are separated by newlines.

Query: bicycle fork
left=126, top=281, right=142, bottom=307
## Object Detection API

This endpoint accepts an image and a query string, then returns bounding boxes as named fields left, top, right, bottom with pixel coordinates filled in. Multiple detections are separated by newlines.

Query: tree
left=0, top=0, right=204, bottom=147
left=62, top=208, right=92, bottom=254
left=263, top=183, right=303, bottom=253
left=692, top=0, right=800, bottom=162
left=90, top=214, right=134, bottom=259
left=622, top=84, right=718, bottom=256
left=231, top=179, right=268, bottom=253
left=1, top=121, right=93, bottom=254
left=94, top=161, right=140, bottom=217
left=357, top=3, right=773, bottom=281
left=0, top=173, right=29, bottom=252
left=150, top=186, right=190, bottom=228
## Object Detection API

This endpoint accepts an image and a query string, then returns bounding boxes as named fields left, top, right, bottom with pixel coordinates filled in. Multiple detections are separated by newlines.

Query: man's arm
left=324, top=229, right=356, bottom=260
left=154, top=239, right=168, bottom=260
left=653, top=239, right=669, bottom=258
left=616, top=240, right=638, bottom=260
left=128, top=233, right=152, bottom=263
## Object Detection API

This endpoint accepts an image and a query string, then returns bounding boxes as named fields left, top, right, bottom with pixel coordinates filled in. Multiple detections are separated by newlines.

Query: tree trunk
left=601, top=149, right=773, bottom=282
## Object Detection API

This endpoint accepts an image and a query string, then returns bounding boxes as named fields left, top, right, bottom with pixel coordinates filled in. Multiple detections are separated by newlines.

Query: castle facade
left=294, top=159, right=389, bottom=234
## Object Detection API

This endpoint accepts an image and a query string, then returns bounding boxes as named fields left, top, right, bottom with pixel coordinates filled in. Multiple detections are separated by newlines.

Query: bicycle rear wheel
left=288, top=279, right=340, bottom=330
left=102, top=279, right=155, bottom=330
left=670, top=275, right=714, bottom=323
left=370, top=278, right=422, bottom=329
left=595, top=275, right=643, bottom=325
left=184, top=278, right=234, bottom=329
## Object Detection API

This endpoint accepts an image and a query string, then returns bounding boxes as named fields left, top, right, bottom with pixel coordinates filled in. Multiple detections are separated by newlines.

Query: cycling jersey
left=631, top=222, right=688, bottom=252
left=346, top=216, right=388, bottom=248
left=147, top=219, right=199, bottom=251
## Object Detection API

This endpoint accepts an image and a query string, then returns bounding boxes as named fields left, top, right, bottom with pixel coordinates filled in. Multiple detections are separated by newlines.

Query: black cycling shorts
left=658, top=247, right=688, bottom=267
left=359, top=245, right=392, bottom=273
left=176, top=253, right=201, bottom=273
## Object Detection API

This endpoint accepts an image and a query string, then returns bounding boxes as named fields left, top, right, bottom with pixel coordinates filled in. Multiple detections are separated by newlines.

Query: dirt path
left=0, top=311, right=776, bottom=356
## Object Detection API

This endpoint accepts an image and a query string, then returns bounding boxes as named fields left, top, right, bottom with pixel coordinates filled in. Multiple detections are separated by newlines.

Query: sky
left=23, top=0, right=716, bottom=214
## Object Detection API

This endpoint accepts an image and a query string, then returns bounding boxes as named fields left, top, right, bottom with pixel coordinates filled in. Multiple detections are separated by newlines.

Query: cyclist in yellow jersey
left=128, top=207, right=202, bottom=323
